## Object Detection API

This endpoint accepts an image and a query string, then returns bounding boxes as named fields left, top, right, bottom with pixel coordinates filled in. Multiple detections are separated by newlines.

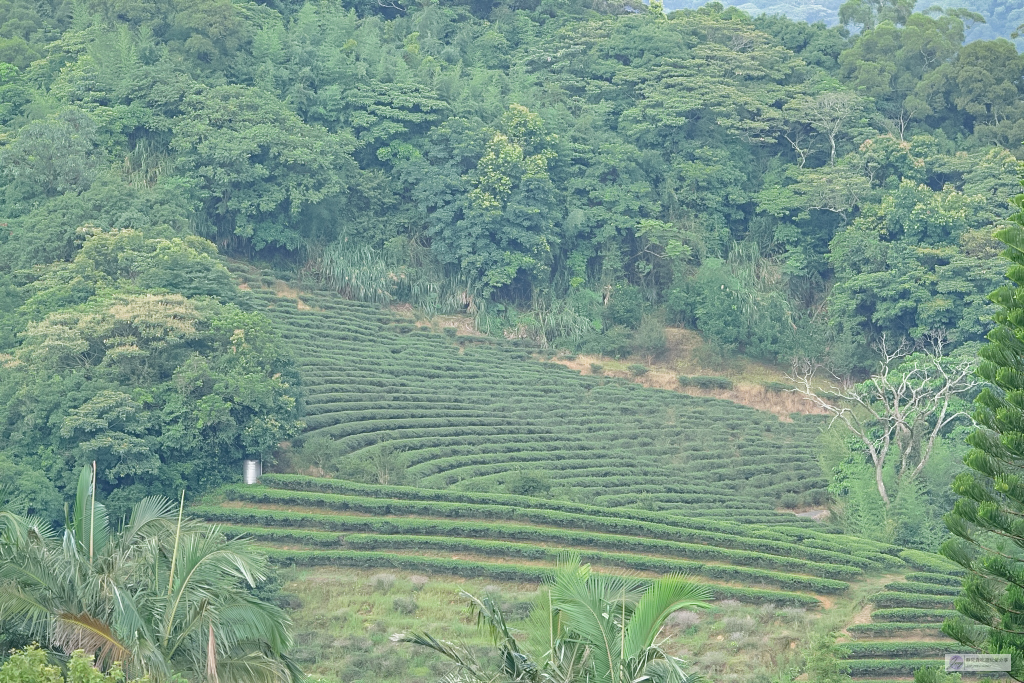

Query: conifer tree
left=940, top=177, right=1024, bottom=681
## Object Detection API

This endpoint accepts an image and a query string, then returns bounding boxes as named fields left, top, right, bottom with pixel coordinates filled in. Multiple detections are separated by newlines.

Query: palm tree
left=0, top=464, right=301, bottom=683
left=394, top=552, right=711, bottom=683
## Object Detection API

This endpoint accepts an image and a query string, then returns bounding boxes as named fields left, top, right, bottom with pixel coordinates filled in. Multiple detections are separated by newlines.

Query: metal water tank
left=243, top=459, right=262, bottom=485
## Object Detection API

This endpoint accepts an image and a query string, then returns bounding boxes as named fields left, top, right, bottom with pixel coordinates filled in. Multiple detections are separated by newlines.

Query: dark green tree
left=940, top=177, right=1024, bottom=681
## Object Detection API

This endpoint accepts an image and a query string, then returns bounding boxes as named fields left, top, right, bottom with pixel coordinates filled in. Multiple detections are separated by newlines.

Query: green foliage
left=871, top=609, right=959, bottom=623
left=803, top=631, right=851, bottom=683
left=606, top=286, right=646, bottom=330
left=398, top=554, right=711, bottom=683
left=939, top=178, right=1024, bottom=678
left=627, top=364, right=648, bottom=377
left=0, top=229, right=301, bottom=517
left=0, top=0, right=1017, bottom=373
left=0, top=466, right=299, bottom=682
left=503, top=470, right=552, bottom=497
left=678, top=375, right=734, bottom=390
left=914, top=665, right=962, bottom=683
left=630, top=316, right=667, bottom=360
left=0, top=645, right=150, bottom=683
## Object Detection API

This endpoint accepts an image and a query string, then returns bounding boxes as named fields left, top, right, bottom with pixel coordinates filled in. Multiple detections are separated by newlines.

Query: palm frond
left=622, top=575, right=711, bottom=658
left=71, top=465, right=109, bottom=558
left=548, top=562, right=621, bottom=683
left=52, top=610, right=132, bottom=668
left=119, top=496, right=177, bottom=546
left=392, top=632, right=490, bottom=682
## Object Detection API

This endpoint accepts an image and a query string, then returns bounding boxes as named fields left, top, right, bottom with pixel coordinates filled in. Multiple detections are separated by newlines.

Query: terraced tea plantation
left=242, top=281, right=831, bottom=514
left=838, top=566, right=961, bottom=680
left=204, top=272, right=962, bottom=680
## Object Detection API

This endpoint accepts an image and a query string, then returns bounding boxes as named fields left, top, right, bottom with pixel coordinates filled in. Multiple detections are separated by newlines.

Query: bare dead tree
left=788, top=332, right=980, bottom=506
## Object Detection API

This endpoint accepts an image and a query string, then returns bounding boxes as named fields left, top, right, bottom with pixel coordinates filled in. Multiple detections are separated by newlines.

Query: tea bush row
left=872, top=592, right=954, bottom=610
left=678, top=376, right=734, bottom=390
left=213, top=518, right=845, bottom=592
left=883, top=581, right=960, bottom=596
left=208, top=494, right=863, bottom=579
left=845, top=642, right=949, bottom=658
left=222, top=486, right=870, bottom=573
left=259, top=475, right=883, bottom=555
left=844, top=660, right=943, bottom=676
left=262, top=549, right=822, bottom=607
left=846, top=623, right=947, bottom=637
left=904, top=572, right=962, bottom=587
left=870, top=608, right=958, bottom=623
left=339, top=534, right=849, bottom=593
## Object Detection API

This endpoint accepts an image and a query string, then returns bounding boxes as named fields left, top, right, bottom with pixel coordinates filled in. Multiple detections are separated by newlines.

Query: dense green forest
left=2, top=0, right=1023, bottom=510
left=677, top=0, right=1024, bottom=44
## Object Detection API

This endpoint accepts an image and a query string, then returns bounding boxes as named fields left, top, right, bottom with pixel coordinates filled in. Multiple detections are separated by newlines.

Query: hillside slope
left=200, top=270, right=961, bottom=681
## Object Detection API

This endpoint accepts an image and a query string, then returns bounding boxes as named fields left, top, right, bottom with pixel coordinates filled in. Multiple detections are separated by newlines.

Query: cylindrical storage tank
left=243, top=459, right=262, bottom=485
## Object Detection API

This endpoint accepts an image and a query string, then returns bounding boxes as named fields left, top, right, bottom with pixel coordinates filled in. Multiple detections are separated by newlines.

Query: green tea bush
left=263, top=550, right=821, bottom=606
left=846, top=623, right=946, bottom=637
left=627, top=364, right=648, bottom=376
left=873, top=592, right=954, bottom=609
left=870, top=608, right=958, bottom=623
left=844, top=660, right=944, bottom=676
left=899, top=550, right=962, bottom=575
left=883, top=581, right=960, bottom=596
left=846, top=642, right=948, bottom=658
left=904, top=572, right=962, bottom=587
left=221, top=486, right=868, bottom=575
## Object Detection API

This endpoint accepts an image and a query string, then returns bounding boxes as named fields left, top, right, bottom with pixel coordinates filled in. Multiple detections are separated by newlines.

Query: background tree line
left=0, top=0, right=1021, bottom=369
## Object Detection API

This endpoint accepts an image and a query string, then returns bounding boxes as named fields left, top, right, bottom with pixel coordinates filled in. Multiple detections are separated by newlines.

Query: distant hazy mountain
left=663, top=0, right=1024, bottom=43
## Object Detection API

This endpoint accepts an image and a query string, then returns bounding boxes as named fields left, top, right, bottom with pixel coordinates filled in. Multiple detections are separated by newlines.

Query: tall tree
left=940, top=179, right=1024, bottom=681
left=792, top=333, right=979, bottom=505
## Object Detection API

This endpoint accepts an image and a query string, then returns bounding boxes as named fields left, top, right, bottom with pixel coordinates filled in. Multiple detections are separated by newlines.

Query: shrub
left=628, top=364, right=648, bottom=377
left=503, top=470, right=552, bottom=497
left=845, top=660, right=944, bottom=676
left=443, top=327, right=457, bottom=337
left=581, top=326, right=633, bottom=359
left=846, top=622, right=944, bottom=637
left=846, top=641, right=947, bottom=658
left=392, top=596, right=418, bottom=614
left=590, top=363, right=604, bottom=374
left=666, top=610, right=701, bottom=630
left=678, top=375, right=734, bottom=390
left=631, top=315, right=667, bottom=360
left=884, top=581, right=960, bottom=596
left=899, top=550, right=961, bottom=575
left=370, top=573, right=397, bottom=593
left=0, top=645, right=129, bottom=683
left=761, top=381, right=793, bottom=393
left=265, top=550, right=823, bottom=606
left=607, top=285, right=645, bottom=329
